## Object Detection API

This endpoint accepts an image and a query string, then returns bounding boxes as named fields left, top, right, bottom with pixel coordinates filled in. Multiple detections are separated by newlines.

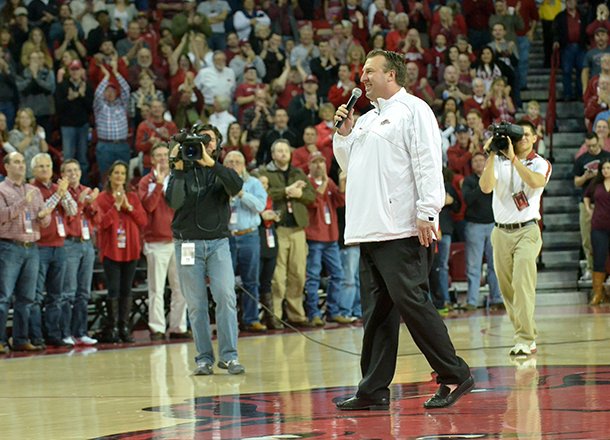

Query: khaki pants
left=491, top=224, right=542, bottom=344
left=271, top=227, right=308, bottom=323
left=143, top=241, right=187, bottom=334
left=579, top=202, right=593, bottom=271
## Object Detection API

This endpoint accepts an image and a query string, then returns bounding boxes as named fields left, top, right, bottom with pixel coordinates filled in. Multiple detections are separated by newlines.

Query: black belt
left=494, top=220, right=537, bottom=230
left=65, top=236, right=88, bottom=243
left=98, top=139, right=127, bottom=144
left=0, top=238, right=36, bottom=248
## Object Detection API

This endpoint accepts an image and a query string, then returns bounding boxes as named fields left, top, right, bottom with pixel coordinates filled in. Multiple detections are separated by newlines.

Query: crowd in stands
left=0, top=0, right=609, bottom=354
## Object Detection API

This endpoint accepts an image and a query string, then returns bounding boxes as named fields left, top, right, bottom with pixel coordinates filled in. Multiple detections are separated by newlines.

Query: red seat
left=449, top=242, right=467, bottom=283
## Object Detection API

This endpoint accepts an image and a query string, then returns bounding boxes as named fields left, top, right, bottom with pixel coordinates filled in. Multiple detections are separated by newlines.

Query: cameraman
left=166, top=124, right=245, bottom=376
left=479, top=120, right=552, bottom=357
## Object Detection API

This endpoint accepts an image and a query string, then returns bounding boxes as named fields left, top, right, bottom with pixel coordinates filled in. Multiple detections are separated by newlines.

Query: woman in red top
left=220, top=122, right=254, bottom=168
left=94, top=161, right=146, bottom=343
left=584, top=159, right=610, bottom=305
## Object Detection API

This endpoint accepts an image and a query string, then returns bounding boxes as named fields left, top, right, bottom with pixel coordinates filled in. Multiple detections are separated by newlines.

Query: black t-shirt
left=573, top=150, right=610, bottom=200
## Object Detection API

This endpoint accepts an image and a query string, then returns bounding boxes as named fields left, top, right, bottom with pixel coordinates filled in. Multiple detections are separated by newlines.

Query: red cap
left=309, top=151, right=326, bottom=163
left=304, top=74, right=318, bottom=84
left=69, top=60, right=83, bottom=70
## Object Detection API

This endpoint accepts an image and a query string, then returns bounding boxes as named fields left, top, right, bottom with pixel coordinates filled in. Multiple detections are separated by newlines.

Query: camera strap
left=509, top=159, right=525, bottom=195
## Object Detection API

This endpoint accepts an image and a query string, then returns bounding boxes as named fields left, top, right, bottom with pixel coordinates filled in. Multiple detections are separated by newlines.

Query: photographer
left=479, top=120, right=552, bottom=357
left=166, top=124, right=245, bottom=376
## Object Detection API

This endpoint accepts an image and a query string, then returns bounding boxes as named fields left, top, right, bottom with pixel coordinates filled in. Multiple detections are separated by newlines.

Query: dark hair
left=517, top=119, right=537, bottom=135
left=366, top=49, right=407, bottom=86
left=196, top=123, right=223, bottom=146
left=585, top=131, right=599, bottom=141
left=60, top=158, right=80, bottom=173
left=104, top=160, right=129, bottom=193
left=587, top=158, right=610, bottom=198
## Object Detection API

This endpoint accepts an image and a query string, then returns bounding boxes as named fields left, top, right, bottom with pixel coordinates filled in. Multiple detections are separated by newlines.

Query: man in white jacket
left=333, top=49, right=474, bottom=410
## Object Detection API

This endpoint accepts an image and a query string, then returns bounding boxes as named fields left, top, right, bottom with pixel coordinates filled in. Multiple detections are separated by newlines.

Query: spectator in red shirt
left=88, top=39, right=129, bottom=89
left=315, top=103, right=336, bottom=152
left=138, top=144, right=188, bottom=340
left=30, top=153, right=78, bottom=348
left=463, top=0, right=494, bottom=51
left=235, top=64, right=265, bottom=124
left=61, top=159, right=99, bottom=347
left=385, top=12, right=409, bottom=53
left=304, top=152, right=349, bottom=325
left=447, top=124, right=480, bottom=177
left=404, top=61, right=435, bottom=107
left=93, top=161, right=147, bottom=343
left=292, top=126, right=333, bottom=175
left=135, top=99, right=178, bottom=173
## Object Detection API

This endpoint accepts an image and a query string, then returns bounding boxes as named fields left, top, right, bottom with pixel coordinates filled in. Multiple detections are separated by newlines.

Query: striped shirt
left=93, top=75, right=130, bottom=141
left=0, top=178, right=51, bottom=242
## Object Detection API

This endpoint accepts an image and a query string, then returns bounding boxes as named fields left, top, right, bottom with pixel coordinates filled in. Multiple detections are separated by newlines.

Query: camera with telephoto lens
left=170, top=124, right=211, bottom=161
left=488, top=122, right=524, bottom=153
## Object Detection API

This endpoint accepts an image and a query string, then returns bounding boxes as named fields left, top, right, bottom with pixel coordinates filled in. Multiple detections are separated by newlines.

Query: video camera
left=488, top=122, right=524, bottom=153
left=170, top=123, right=212, bottom=161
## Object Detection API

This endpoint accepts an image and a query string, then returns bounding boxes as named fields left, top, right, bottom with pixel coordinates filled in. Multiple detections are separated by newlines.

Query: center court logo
left=100, top=366, right=610, bottom=440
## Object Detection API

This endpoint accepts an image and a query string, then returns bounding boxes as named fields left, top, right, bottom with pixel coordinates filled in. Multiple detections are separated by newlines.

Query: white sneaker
left=76, top=336, right=98, bottom=346
left=62, top=337, right=76, bottom=346
left=509, top=341, right=537, bottom=356
left=579, top=270, right=592, bottom=282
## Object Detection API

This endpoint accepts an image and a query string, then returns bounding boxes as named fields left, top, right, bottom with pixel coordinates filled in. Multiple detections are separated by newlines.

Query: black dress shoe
left=336, top=395, right=390, bottom=411
left=424, top=376, right=475, bottom=409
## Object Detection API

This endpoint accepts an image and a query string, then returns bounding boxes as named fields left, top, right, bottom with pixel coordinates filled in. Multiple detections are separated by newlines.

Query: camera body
left=488, top=122, right=524, bottom=153
left=170, top=124, right=212, bottom=161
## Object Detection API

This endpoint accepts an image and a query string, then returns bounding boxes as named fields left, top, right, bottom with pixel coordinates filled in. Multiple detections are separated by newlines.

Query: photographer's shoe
left=218, top=359, right=245, bottom=375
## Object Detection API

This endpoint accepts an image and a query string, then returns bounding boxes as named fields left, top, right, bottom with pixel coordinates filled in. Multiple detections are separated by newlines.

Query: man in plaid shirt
left=93, top=59, right=130, bottom=180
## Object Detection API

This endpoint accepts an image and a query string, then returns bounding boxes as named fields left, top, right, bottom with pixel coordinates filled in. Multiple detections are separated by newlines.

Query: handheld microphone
left=334, top=88, right=363, bottom=129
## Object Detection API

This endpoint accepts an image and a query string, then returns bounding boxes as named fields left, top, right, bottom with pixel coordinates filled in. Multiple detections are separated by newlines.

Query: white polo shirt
left=492, top=151, right=552, bottom=224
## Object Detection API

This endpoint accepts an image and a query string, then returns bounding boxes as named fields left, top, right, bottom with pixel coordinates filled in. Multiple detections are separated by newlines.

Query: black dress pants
left=356, top=237, right=470, bottom=400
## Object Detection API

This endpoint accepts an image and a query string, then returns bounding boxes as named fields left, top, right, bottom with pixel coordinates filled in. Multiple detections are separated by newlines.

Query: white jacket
left=333, top=88, right=445, bottom=245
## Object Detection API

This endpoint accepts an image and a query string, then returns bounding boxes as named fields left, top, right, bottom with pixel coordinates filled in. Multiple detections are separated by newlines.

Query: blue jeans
left=62, top=240, right=95, bottom=338
left=175, top=238, right=239, bottom=366
left=305, top=241, right=345, bottom=319
left=95, top=142, right=130, bottom=181
left=341, top=245, right=361, bottom=317
left=561, top=43, right=585, bottom=99
left=61, top=124, right=90, bottom=181
left=437, top=234, right=452, bottom=304
left=229, top=232, right=261, bottom=325
left=516, top=36, right=530, bottom=89
left=209, top=32, right=227, bottom=51
left=0, top=101, right=15, bottom=129
left=465, top=222, right=502, bottom=307
left=30, top=246, right=67, bottom=342
left=0, top=241, right=39, bottom=345
left=591, top=229, right=610, bottom=272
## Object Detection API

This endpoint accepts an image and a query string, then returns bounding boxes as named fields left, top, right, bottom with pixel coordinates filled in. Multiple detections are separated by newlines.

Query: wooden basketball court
left=2, top=304, right=610, bottom=439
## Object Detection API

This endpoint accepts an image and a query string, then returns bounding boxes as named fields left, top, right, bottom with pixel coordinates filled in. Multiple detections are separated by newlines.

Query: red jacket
left=32, top=180, right=69, bottom=248
left=65, top=184, right=97, bottom=240
left=447, top=144, right=473, bottom=177
left=327, top=83, right=368, bottom=114
left=137, top=171, right=174, bottom=243
left=94, top=191, right=146, bottom=262
left=292, top=146, right=333, bottom=175
left=88, top=57, right=129, bottom=89
left=135, top=119, right=178, bottom=169
left=305, top=177, right=345, bottom=242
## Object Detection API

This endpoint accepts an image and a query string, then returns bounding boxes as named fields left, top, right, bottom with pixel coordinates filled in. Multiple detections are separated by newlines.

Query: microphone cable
left=235, top=281, right=362, bottom=357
